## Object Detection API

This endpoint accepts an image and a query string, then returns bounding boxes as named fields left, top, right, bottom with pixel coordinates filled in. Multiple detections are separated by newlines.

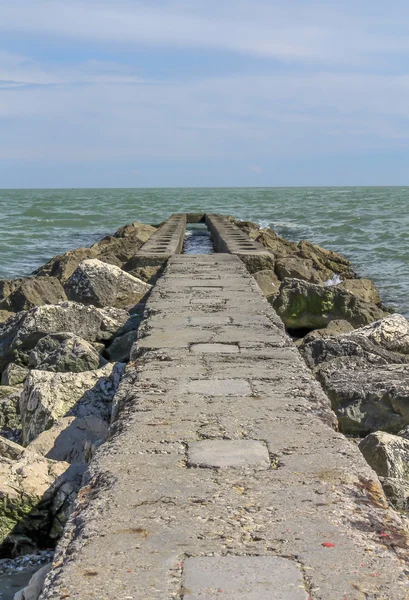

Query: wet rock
left=1, top=364, right=29, bottom=386
left=65, top=259, right=151, bottom=309
left=20, top=363, right=124, bottom=445
left=27, top=414, right=108, bottom=464
left=0, top=386, right=21, bottom=434
left=274, top=278, right=385, bottom=329
left=0, top=278, right=67, bottom=313
left=0, top=302, right=129, bottom=371
left=359, top=432, right=409, bottom=509
left=13, top=563, right=51, bottom=600
left=336, top=278, right=381, bottom=305
left=356, top=314, right=409, bottom=354
left=253, top=269, right=280, bottom=299
left=29, top=334, right=104, bottom=373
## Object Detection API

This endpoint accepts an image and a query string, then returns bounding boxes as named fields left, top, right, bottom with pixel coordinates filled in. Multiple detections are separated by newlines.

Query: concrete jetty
left=41, top=218, right=409, bottom=599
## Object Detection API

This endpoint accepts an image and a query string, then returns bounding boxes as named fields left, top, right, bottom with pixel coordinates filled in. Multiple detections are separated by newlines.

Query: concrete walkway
left=42, top=255, right=409, bottom=599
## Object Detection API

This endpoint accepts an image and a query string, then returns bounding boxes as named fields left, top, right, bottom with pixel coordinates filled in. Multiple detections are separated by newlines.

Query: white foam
left=324, top=274, right=342, bottom=286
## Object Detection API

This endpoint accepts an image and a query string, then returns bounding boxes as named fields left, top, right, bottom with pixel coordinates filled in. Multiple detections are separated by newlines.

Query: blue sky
left=1, top=0, right=409, bottom=187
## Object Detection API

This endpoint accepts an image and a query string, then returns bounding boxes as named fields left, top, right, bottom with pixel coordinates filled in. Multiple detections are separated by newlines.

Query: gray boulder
left=356, top=314, right=409, bottom=354
left=274, top=278, right=385, bottom=329
left=359, top=431, right=409, bottom=509
left=65, top=259, right=151, bottom=308
left=20, top=363, right=124, bottom=445
left=29, top=333, right=105, bottom=373
left=27, top=414, right=108, bottom=464
left=14, top=563, right=51, bottom=600
left=275, top=256, right=332, bottom=284
left=0, top=386, right=21, bottom=434
left=0, top=302, right=129, bottom=370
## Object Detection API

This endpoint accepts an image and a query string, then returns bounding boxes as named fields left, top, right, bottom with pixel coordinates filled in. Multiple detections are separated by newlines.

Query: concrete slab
left=186, top=379, right=251, bottom=396
left=190, top=343, right=240, bottom=354
left=182, top=556, right=308, bottom=599
left=187, top=440, right=271, bottom=469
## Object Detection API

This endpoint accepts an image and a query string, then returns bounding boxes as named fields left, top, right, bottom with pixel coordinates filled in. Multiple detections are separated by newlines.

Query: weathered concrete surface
left=41, top=255, right=409, bottom=600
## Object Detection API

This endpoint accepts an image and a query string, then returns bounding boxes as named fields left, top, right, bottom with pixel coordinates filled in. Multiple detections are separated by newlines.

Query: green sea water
left=0, top=187, right=408, bottom=316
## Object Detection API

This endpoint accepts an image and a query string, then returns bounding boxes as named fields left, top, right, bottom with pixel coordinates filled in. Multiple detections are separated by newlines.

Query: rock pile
left=0, top=220, right=156, bottom=598
left=236, top=218, right=409, bottom=513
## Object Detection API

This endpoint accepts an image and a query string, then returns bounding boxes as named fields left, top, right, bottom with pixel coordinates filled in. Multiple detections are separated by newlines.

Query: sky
left=1, top=0, right=409, bottom=187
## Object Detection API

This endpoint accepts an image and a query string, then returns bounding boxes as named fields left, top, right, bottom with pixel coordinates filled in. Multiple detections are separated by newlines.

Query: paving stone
left=186, top=378, right=251, bottom=396
left=187, top=440, right=270, bottom=469
left=190, top=343, right=240, bottom=354
left=182, top=556, right=308, bottom=600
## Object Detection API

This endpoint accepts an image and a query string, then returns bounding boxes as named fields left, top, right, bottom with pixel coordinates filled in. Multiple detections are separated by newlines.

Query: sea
left=0, top=187, right=408, bottom=316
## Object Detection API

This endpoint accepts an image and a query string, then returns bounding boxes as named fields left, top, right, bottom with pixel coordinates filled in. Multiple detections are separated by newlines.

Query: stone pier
left=41, top=250, right=409, bottom=599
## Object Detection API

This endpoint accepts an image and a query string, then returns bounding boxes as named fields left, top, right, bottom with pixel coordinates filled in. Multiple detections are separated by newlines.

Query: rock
left=253, top=269, right=281, bottom=299
left=275, top=255, right=331, bottom=284
left=65, top=259, right=152, bottom=309
left=232, top=220, right=261, bottom=240
left=112, top=220, right=156, bottom=242
left=274, top=278, right=385, bottom=329
left=319, top=362, right=409, bottom=434
left=29, top=334, right=105, bottom=373
left=0, top=437, right=24, bottom=460
left=255, top=229, right=298, bottom=257
left=14, top=563, right=51, bottom=600
left=33, top=248, right=96, bottom=282
left=356, top=314, right=409, bottom=354
left=336, top=278, right=381, bottom=305
left=0, top=278, right=67, bottom=313
left=27, top=414, right=108, bottom=464
left=359, top=432, right=409, bottom=509
left=1, top=363, right=29, bottom=386
left=106, top=330, right=137, bottom=363
left=0, top=279, right=22, bottom=303
left=91, top=222, right=156, bottom=265
left=0, top=449, right=72, bottom=552
left=297, top=240, right=356, bottom=279
left=301, top=320, right=354, bottom=343
left=20, top=363, right=124, bottom=445
left=0, top=302, right=129, bottom=371
left=0, top=310, right=14, bottom=324
left=127, top=265, right=163, bottom=283
left=0, top=386, right=21, bottom=434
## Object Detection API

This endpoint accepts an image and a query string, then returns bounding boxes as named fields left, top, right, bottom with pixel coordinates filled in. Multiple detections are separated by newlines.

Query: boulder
left=106, top=330, right=137, bottom=363
left=297, top=240, right=356, bottom=279
left=20, top=363, right=124, bottom=445
left=0, top=436, right=24, bottom=460
left=356, top=314, right=409, bottom=354
left=29, top=334, right=104, bottom=373
left=0, top=310, right=14, bottom=324
left=359, top=432, right=409, bottom=509
left=1, top=363, right=29, bottom=386
left=300, top=320, right=354, bottom=344
left=127, top=265, right=163, bottom=283
left=0, top=279, right=22, bottom=303
left=255, top=229, right=298, bottom=257
left=253, top=269, right=281, bottom=299
left=232, top=220, right=261, bottom=240
left=65, top=259, right=151, bottom=309
left=0, top=386, right=21, bottom=434
left=32, top=247, right=96, bottom=282
left=336, top=278, right=381, bottom=305
left=0, top=278, right=67, bottom=313
left=112, top=220, right=156, bottom=242
left=0, top=302, right=129, bottom=371
left=14, top=563, right=51, bottom=600
left=274, top=278, right=385, bottom=329
left=27, top=414, right=108, bottom=464
left=275, top=255, right=331, bottom=284
left=0, top=448, right=82, bottom=553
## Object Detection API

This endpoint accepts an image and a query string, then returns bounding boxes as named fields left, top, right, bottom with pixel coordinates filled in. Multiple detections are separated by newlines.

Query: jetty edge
left=0, top=214, right=406, bottom=599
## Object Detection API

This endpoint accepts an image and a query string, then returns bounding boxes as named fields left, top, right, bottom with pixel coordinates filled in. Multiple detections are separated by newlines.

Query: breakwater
left=0, top=215, right=408, bottom=599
